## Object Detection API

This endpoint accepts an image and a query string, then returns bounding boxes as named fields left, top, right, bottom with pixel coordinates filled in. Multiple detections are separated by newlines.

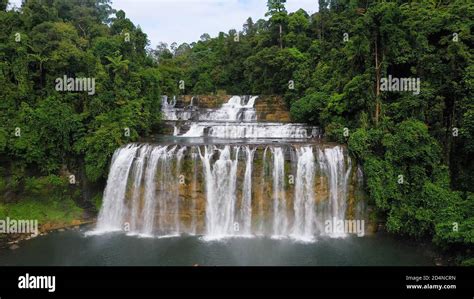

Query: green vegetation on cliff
left=0, top=0, right=161, bottom=224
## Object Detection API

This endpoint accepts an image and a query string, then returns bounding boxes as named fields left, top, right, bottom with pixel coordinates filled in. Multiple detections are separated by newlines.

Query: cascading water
left=95, top=144, right=140, bottom=233
left=141, top=146, right=166, bottom=236
left=93, top=95, right=366, bottom=241
left=258, top=147, right=269, bottom=235
left=241, top=146, right=256, bottom=235
left=167, top=95, right=320, bottom=138
left=292, top=146, right=316, bottom=241
left=94, top=143, right=364, bottom=241
left=271, top=147, right=289, bottom=238
left=161, top=95, right=257, bottom=122
left=128, top=145, right=151, bottom=233
left=180, top=122, right=316, bottom=139
left=199, top=145, right=240, bottom=239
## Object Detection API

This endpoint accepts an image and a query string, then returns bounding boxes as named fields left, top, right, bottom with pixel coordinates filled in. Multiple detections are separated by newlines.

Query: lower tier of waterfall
left=94, top=143, right=366, bottom=241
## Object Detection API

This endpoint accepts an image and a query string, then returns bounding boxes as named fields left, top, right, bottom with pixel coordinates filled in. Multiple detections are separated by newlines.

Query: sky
left=8, top=0, right=319, bottom=49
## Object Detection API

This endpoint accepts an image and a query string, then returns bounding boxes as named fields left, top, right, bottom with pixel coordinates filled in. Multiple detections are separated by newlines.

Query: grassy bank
left=0, top=174, right=87, bottom=242
left=0, top=199, right=83, bottom=225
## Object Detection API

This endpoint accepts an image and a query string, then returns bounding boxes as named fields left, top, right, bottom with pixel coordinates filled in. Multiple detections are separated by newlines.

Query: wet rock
left=9, top=244, right=20, bottom=250
left=58, top=228, right=65, bottom=232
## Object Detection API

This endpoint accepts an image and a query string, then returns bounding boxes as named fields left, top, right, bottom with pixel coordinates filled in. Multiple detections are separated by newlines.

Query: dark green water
left=0, top=228, right=434, bottom=266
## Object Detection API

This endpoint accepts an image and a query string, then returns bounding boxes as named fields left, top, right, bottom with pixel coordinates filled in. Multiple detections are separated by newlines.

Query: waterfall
left=292, top=146, right=316, bottom=241
left=172, top=146, right=186, bottom=234
left=141, top=146, right=166, bottom=236
left=93, top=143, right=363, bottom=240
left=170, top=95, right=319, bottom=138
left=181, top=124, right=204, bottom=137
left=194, top=95, right=257, bottom=128
left=245, top=96, right=258, bottom=108
left=190, top=147, right=199, bottom=235
left=271, top=147, right=288, bottom=238
left=161, top=96, right=179, bottom=120
left=317, top=146, right=352, bottom=238
left=217, top=95, right=248, bottom=121
left=128, top=145, right=150, bottom=233
left=208, top=123, right=313, bottom=139
left=94, top=93, right=365, bottom=240
left=258, top=147, right=269, bottom=235
left=241, top=146, right=256, bottom=235
left=178, top=122, right=316, bottom=139
left=95, top=144, right=139, bottom=232
left=162, top=95, right=259, bottom=122
left=199, top=146, right=240, bottom=239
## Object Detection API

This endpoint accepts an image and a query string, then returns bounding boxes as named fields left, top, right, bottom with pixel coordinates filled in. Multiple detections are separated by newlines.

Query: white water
left=206, top=95, right=256, bottom=121
left=161, top=96, right=180, bottom=121
left=246, top=96, right=258, bottom=108
left=190, top=147, right=199, bottom=235
left=97, top=144, right=138, bottom=231
left=166, top=96, right=320, bottom=139
left=317, top=146, right=352, bottom=238
left=271, top=147, right=288, bottom=238
left=128, top=145, right=151, bottom=233
left=141, top=146, right=166, bottom=236
left=258, top=147, right=269, bottom=235
left=179, top=122, right=315, bottom=139
left=292, top=146, right=316, bottom=241
left=95, top=144, right=139, bottom=233
left=199, top=146, right=240, bottom=239
left=241, top=146, right=256, bottom=235
left=181, top=124, right=204, bottom=137
left=162, top=95, right=257, bottom=122
left=94, top=144, right=362, bottom=241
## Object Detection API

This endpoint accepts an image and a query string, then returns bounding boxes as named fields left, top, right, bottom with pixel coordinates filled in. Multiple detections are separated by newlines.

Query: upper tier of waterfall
left=162, top=95, right=257, bottom=121
left=161, top=95, right=321, bottom=139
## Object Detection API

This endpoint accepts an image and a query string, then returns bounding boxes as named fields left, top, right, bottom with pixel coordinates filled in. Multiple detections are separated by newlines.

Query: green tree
left=265, top=0, right=287, bottom=49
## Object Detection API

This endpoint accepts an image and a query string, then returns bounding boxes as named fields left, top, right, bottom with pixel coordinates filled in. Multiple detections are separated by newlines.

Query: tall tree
left=265, top=0, right=287, bottom=49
